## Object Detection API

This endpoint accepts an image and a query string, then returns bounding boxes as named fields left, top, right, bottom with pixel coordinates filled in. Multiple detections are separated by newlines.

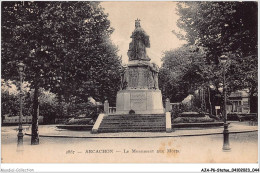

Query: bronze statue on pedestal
left=127, top=19, right=151, bottom=61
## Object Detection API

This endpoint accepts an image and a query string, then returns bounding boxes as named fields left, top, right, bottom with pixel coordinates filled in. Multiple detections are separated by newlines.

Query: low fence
left=109, top=107, right=116, bottom=114
left=3, top=116, right=44, bottom=125
left=103, top=99, right=173, bottom=115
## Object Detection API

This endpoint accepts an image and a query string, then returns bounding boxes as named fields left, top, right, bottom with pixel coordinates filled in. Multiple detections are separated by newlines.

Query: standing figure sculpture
left=127, top=19, right=151, bottom=61
left=148, top=66, right=154, bottom=89
left=120, top=66, right=128, bottom=90
left=153, top=63, right=159, bottom=89
left=150, top=63, right=159, bottom=89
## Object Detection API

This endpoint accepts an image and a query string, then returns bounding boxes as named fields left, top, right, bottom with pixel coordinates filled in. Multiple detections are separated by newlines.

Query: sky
left=100, top=1, right=186, bottom=67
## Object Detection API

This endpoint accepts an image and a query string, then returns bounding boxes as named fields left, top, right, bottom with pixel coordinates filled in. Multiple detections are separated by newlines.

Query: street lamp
left=208, top=84, right=215, bottom=116
left=17, top=62, right=25, bottom=148
left=219, top=55, right=231, bottom=151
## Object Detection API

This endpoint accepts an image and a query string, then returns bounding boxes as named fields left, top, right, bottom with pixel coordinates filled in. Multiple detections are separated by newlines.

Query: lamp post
left=17, top=62, right=25, bottom=148
left=208, top=84, right=215, bottom=116
left=219, top=55, right=231, bottom=151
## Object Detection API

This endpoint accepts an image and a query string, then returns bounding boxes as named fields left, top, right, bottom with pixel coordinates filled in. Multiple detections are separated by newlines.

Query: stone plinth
left=121, top=60, right=159, bottom=90
left=116, top=89, right=164, bottom=114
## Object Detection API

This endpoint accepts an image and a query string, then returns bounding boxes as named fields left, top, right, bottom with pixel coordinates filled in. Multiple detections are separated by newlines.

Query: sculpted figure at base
left=150, top=63, right=159, bottom=89
left=148, top=67, right=154, bottom=89
left=120, top=66, right=128, bottom=90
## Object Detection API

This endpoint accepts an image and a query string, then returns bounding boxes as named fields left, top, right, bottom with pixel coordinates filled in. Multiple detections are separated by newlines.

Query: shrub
left=65, top=118, right=92, bottom=125
left=178, top=112, right=205, bottom=117
left=173, top=116, right=215, bottom=123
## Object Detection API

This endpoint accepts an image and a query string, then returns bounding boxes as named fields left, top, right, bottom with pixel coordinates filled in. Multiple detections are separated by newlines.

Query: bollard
left=222, top=123, right=231, bottom=151
left=166, top=112, right=172, bottom=133
left=104, top=100, right=109, bottom=114
left=165, top=98, right=171, bottom=112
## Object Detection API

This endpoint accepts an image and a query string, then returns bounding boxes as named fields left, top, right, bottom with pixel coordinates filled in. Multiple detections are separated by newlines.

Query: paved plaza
left=1, top=122, right=258, bottom=163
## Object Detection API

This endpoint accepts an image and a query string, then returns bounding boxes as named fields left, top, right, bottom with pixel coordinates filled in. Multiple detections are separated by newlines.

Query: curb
left=25, top=129, right=258, bottom=139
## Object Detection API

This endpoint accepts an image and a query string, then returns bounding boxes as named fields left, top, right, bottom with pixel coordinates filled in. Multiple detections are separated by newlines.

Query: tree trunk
left=249, top=86, right=257, bottom=113
left=57, top=94, right=62, bottom=117
left=31, top=84, right=40, bottom=145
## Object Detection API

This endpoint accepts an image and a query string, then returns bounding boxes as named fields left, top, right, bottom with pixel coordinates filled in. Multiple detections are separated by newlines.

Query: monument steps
left=99, top=127, right=165, bottom=130
left=99, top=123, right=165, bottom=125
left=100, top=121, right=165, bottom=124
left=99, top=126, right=165, bottom=128
left=99, top=123, right=165, bottom=126
left=97, top=114, right=166, bottom=133
left=103, top=115, right=164, bottom=118
left=100, top=119, right=164, bottom=122
left=98, top=129, right=165, bottom=132
left=107, top=114, right=164, bottom=116
left=104, top=117, right=164, bottom=119
left=101, top=120, right=164, bottom=122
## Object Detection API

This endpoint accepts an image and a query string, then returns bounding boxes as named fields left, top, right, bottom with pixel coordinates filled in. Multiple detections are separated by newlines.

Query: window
left=243, top=101, right=249, bottom=105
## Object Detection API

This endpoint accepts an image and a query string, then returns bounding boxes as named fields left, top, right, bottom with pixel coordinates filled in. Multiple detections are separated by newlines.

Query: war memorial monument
left=92, top=19, right=171, bottom=133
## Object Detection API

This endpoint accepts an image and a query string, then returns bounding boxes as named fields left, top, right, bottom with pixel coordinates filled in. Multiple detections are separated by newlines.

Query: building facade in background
left=227, top=89, right=250, bottom=114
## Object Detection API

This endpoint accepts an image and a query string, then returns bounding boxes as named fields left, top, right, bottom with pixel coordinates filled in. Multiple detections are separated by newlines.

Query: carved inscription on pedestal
left=137, top=68, right=149, bottom=89
left=123, top=63, right=160, bottom=90
left=130, top=92, right=147, bottom=110
left=128, top=69, right=138, bottom=88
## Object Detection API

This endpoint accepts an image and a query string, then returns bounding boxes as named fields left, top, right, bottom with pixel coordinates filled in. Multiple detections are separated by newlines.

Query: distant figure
left=219, top=113, right=223, bottom=120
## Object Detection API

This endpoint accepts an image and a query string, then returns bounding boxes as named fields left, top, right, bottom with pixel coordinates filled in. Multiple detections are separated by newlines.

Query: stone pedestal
left=121, top=61, right=159, bottom=89
left=116, top=89, right=164, bottom=114
left=117, top=60, right=163, bottom=115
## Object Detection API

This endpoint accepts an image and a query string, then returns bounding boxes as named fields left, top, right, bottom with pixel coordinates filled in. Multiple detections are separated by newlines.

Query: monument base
left=116, top=89, right=164, bottom=114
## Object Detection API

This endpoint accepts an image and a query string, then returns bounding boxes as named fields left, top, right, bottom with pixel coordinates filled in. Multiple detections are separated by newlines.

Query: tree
left=2, top=1, right=121, bottom=144
left=1, top=80, right=20, bottom=121
left=174, top=2, right=257, bottom=112
left=1, top=79, right=60, bottom=123
left=159, top=45, right=207, bottom=103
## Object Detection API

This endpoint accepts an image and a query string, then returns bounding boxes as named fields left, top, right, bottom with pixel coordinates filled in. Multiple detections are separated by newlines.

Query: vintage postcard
left=1, top=1, right=258, bottom=172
